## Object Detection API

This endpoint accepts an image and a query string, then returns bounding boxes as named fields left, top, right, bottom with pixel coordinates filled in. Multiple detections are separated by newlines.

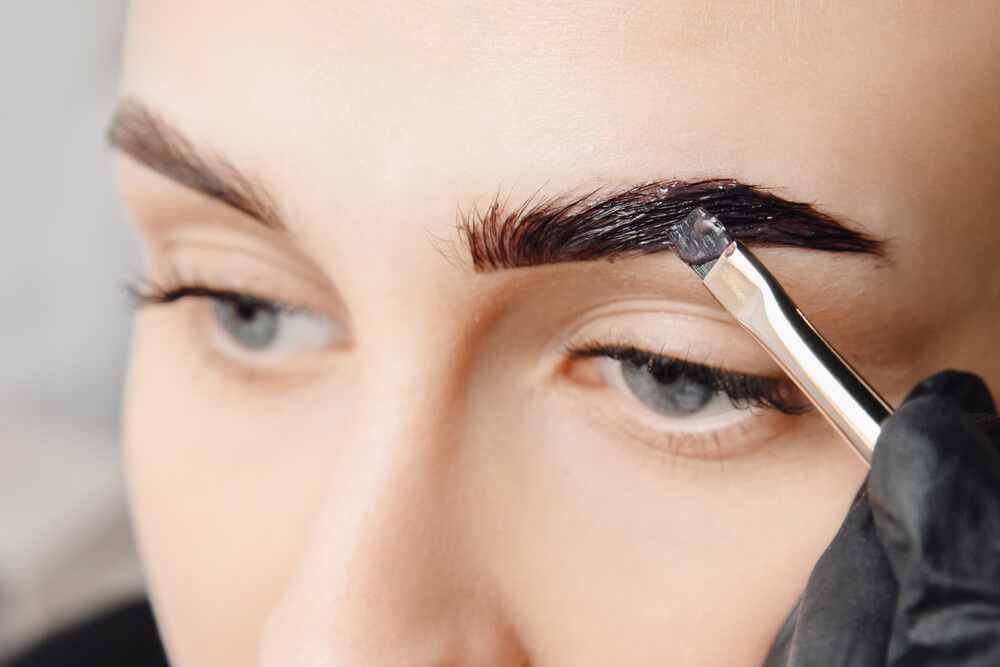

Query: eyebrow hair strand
left=107, top=99, right=285, bottom=230
left=459, top=180, right=885, bottom=272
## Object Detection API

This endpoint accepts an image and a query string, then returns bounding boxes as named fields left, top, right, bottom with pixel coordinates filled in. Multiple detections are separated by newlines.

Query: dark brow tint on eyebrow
left=460, top=180, right=885, bottom=271
left=107, top=99, right=285, bottom=230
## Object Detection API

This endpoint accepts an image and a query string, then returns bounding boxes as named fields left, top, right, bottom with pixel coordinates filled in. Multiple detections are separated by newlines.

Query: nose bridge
left=258, top=345, right=526, bottom=665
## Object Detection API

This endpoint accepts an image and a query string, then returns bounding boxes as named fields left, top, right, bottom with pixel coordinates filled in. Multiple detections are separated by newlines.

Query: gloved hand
left=762, top=370, right=1000, bottom=667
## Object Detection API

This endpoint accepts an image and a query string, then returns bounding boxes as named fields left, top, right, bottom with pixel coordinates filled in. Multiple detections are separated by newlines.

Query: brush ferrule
left=702, top=242, right=891, bottom=463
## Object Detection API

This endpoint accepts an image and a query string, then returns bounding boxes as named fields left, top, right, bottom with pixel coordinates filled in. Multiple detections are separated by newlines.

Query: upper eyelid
left=565, top=342, right=762, bottom=388
left=568, top=344, right=746, bottom=376
left=129, top=282, right=305, bottom=312
left=137, top=236, right=345, bottom=317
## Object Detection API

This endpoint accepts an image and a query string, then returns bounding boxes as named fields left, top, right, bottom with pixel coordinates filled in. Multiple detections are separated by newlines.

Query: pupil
left=235, top=298, right=258, bottom=321
left=651, top=361, right=681, bottom=383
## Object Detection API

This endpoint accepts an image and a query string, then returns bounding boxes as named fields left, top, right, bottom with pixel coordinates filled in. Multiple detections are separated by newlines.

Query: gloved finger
left=870, top=391, right=1000, bottom=666
left=761, top=486, right=896, bottom=667
left=903, top=369, right=1000, bottom=449
left=901, top=370, right=996, bottom=415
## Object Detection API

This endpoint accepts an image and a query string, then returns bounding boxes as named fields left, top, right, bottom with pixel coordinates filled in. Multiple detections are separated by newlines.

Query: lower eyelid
left=569, top=384, right=793, bottom=460
left=159, top=296, right=344, bottom=388
left=557, top=356, right=800, bottom=460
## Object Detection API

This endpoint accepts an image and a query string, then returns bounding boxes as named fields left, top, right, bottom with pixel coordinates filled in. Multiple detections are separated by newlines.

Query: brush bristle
left=667, top=208, right=734, bottom=277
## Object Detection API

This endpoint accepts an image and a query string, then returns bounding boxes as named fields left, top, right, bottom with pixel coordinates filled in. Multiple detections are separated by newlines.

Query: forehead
left=120, top=2, right=997, bottom=115
left=119, top=1, right=999, bottom=239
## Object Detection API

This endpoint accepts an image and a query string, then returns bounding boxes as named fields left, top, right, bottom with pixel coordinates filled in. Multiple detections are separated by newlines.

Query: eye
left=132, top=282, right=345, bottom=360
left=598, top=355, right=734, bottom=418
left=568, top=343, right=808, bottom=419
left=209, top=294, right=340, bottom=355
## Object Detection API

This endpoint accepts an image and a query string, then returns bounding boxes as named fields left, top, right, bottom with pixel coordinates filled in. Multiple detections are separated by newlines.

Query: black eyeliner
left=568, top=343, right=810, bottom=415
left=125, top=279, right=282, bottom=311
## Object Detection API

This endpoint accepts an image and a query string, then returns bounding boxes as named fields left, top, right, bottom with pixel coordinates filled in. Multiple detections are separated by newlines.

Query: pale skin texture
left=114, top=1, right=1000, bottom=665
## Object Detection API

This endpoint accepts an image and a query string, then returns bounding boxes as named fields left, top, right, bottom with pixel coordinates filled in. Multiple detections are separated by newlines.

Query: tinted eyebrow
left=460, top=180, right=885, bottom=271
left=107, top=99, right=285, bottom=230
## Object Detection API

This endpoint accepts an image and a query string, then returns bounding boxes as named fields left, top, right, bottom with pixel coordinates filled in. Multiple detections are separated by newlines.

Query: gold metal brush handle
left=703, top=241, right=892, bottom=464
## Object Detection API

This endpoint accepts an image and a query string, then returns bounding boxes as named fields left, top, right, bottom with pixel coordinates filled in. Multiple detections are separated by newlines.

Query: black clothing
left=4, top=598, right=168, bottom=667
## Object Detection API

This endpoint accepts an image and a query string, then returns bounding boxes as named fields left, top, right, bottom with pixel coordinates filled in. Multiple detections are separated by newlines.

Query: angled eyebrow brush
left=667, top=207, right=892, bottom=465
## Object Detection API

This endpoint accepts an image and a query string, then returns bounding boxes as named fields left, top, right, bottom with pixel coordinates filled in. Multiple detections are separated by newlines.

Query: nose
left=257, top=371, right=530, bottom=666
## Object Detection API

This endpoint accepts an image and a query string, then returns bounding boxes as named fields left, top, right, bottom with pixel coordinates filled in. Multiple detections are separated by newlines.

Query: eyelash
left=565, top=342, right=809, bottom=415
left=128, top=278, right=293, bottom=314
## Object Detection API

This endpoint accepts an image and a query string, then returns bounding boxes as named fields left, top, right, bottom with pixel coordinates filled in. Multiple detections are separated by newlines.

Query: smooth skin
left=114, top=2, right=1000, bottom=665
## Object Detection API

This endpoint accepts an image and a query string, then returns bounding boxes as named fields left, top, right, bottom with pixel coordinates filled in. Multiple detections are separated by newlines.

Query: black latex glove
left=762, top=370, right=1000, bottom=667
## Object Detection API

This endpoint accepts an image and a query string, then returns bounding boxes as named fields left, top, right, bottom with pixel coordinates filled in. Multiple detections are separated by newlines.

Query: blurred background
left=0, top=1, right=147, bottom=660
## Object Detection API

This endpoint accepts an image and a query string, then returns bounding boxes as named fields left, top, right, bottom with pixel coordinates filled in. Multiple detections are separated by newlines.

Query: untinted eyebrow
left=107, top=99, right=285, bottom=230
left=460, top=180, right=885, bottom=271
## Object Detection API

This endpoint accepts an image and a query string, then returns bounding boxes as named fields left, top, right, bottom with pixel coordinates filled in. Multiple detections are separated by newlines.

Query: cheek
left=122, top=311, right=340, bottom=667
left=462, top=393, right=867, bottom=665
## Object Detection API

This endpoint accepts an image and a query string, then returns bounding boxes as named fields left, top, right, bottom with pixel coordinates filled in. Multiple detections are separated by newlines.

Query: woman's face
left=113, top=2, right=1000, bottom=665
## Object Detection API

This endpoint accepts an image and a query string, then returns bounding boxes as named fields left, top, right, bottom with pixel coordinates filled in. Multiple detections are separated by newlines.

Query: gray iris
left=621, top=361, right=715, bottom=417
left=210, top=296, right=280, bottom=349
